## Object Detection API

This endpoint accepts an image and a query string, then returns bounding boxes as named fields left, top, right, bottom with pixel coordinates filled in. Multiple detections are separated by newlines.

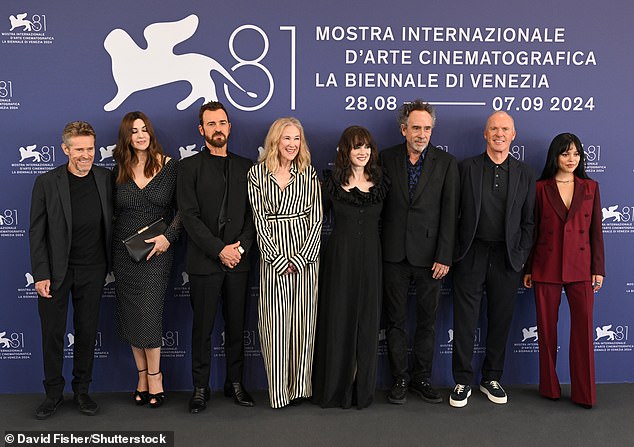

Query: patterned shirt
left=406, top=149, right=426, bottom=202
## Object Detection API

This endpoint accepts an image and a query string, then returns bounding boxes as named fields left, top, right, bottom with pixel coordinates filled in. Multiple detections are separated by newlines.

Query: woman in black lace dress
left=112, top=112, right=181, bottom=408
left=312, top=126, right=389, bottom=409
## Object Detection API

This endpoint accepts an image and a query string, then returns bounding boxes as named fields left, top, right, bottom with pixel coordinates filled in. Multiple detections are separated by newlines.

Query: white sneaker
left=480, top=380, right=507, bottom=404
left=449, top=384, right=471, bottom=408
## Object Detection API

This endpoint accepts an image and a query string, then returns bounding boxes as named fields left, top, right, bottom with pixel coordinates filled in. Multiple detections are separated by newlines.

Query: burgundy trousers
left=534, top=281, right=595, bottom=406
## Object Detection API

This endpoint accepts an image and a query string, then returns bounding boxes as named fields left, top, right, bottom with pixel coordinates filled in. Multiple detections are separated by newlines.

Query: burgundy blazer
left=528, top=177, right=605, bottom=283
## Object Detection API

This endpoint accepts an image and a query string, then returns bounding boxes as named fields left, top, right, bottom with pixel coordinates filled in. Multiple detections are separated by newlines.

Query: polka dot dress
left=112, top=160, right=181, bottom=349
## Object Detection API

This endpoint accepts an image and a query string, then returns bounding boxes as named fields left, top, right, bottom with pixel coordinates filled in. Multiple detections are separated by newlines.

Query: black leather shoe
left=224, top=382, right=255, bottom=407
left=189, top=387, right=210, bottom=413
left=387, top=378, right=408, bottom=404
left=35, top=396, right=63, bottom=420
left=410, top=380, right=443, bottom=404
left=73, top=393, right=99, bottom=416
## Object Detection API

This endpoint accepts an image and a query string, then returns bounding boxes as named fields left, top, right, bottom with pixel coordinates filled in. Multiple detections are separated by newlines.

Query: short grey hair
left=62, top=121, right=96, bottom=146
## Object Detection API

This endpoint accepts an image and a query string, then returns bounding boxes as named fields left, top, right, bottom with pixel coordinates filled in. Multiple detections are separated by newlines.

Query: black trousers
left=38, top=265, right=105, bottom=398
left=452, top=240, right=521, bottom=384
left=190, top=271, right=249, bottom=388
left=383, top=260, right=441, bottom=382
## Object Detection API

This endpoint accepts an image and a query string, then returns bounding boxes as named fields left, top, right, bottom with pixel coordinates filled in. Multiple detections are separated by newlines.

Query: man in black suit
left=450, top=111, right=535, bottom=408
left=380, top=100, right=459, bottom=404
left=29, top=121, right=112, bottom=419
left=178, top=101, right=255, bottom=413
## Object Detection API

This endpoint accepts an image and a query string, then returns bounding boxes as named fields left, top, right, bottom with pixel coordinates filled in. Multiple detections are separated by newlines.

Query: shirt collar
left=484, top=153, right=509, bottom=171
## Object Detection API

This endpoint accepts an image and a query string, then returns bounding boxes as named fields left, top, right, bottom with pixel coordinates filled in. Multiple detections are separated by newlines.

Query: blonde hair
left=259, top=117, right=311, bottom=173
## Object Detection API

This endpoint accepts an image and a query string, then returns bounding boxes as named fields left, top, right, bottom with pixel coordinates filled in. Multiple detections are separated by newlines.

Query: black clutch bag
left=122, top=217, right=168, bottom=262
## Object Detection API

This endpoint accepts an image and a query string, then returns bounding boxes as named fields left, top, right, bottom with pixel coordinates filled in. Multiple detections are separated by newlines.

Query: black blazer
left=29, top=164, right=113, bottom=290
left=454, top=153, right=535, bottom=272
left=177, top=150, right=255, bottom=275
left=380, top=143, right=459, bottom=267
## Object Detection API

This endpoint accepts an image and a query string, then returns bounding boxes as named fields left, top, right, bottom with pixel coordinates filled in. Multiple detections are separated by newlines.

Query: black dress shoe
left=189, top=387, right=210, bottom=413
left=387, top=378, right=408, bottom=404
left=73, top=393, right=99, bottom=416
left=35, top=396, right=63, bottom=420
left=410, top=380, right=443, bottom=404
left=224, top=382, right=255, bottom=407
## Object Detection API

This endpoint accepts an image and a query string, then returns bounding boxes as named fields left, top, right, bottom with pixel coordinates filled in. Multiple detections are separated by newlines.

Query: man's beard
left=206, top=132, right=227, bottom=148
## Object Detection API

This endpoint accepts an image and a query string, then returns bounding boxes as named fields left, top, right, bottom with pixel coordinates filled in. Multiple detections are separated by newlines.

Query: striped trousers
left=258, top=261, right=319, bottom=408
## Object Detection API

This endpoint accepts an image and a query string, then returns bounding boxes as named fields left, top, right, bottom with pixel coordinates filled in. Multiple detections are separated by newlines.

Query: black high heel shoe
left=148, top=371, right=165, bottom=408
left=133, top=369, right=149, bottom=406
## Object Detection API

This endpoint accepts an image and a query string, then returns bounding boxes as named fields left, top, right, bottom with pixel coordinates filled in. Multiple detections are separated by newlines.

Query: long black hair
left=538, top=132, right=590, bottom=180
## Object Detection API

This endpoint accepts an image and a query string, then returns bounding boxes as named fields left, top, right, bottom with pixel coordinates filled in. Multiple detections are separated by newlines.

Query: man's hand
left=35, top=279, right=52, bottom=298
left=431, top=262, right=449, bottom=280
left=219, top=241, right=242, bottom=269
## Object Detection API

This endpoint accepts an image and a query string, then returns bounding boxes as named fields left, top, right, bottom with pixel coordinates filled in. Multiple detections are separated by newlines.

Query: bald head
left=485, top=111, right=515, bottom=130
left=484, top=111, right=516, bottom=162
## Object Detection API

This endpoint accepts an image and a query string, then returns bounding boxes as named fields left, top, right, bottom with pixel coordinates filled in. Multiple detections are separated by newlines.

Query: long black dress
left=113, top=159, right=181, bottom=349
left=312, top=173, right=389, bottom=409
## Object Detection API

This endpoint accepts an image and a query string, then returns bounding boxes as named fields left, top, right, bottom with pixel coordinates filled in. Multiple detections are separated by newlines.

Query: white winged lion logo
left=103, top=15, right=256, bottom=111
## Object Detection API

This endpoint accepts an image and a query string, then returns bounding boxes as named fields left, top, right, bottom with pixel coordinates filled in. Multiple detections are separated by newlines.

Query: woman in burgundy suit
left=524, top=133, right=605, bottom=408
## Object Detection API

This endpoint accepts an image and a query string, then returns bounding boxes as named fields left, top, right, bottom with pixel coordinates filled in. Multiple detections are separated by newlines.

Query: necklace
left=555, top=178, right=574, bottom=184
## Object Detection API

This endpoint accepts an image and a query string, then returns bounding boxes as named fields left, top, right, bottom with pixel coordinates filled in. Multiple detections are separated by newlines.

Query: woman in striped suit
left=247, top=117, right=322, bottom=408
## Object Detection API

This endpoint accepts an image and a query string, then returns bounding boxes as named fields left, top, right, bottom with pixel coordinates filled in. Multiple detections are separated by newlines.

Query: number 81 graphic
left=224, top=25, right=296, bottom=111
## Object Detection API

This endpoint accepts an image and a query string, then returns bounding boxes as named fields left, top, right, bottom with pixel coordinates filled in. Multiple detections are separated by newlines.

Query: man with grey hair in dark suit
left=380, top=99, right=460, bottom=405
left=29, top=121, right=113, bottom=419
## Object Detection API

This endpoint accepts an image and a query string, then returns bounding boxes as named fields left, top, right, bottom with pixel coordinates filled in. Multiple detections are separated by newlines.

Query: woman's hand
left=145, top=234, right=170, bottom=260
left=523, top=274, right=533, bottom=288
left=591, top=274, right=604, bottom=293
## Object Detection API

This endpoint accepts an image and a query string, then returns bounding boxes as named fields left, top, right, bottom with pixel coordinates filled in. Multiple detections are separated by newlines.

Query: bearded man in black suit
left=380, top=100, right=459, bottom=405
left=178, top=101, right=256, bottom=413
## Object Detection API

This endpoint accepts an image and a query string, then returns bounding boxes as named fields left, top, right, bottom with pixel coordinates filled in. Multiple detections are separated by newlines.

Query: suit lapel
left=544, top=179, right=568, bottom=222
left=411, top=145, right=437, bottom=203
left=392, top=144, right=410, bottom=203
left=470, top=155, right=484, bottom=216
left=506, top=156, right=521, bottom=220
left=56, top=166, right=73, bottom=239
left=93, top=167, right=109, bottom=226
left=566, top=178, right=585, bottom=220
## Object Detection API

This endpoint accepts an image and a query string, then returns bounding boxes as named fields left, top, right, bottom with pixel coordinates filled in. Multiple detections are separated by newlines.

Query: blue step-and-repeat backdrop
left=1, top=0, right=632, bottom=394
